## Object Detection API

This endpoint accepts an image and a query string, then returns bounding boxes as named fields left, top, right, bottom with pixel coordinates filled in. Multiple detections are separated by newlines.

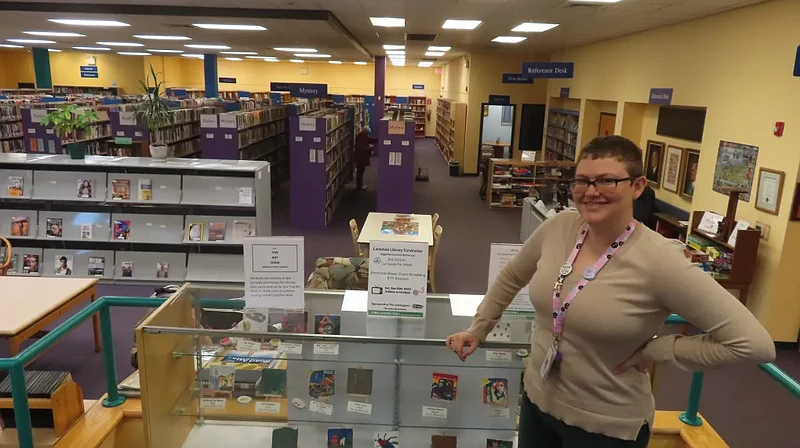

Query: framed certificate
left=755, top=168, right=784, bottom=215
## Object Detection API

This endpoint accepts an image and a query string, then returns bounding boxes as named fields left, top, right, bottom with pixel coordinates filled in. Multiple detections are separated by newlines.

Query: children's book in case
left=121, top=261, right=134, bottom=278
left=113, top=220, right=131, bottom=240
left=112, top=179, right=131, bottom=200
left=10, top=216, right=29, bottom=237
left=45, top=218, right=63, bottom=238
left=88, top=256, right=105, bottom=276
left=7, top=176, right=23, bottom=197
left=54, top=254, right=74, bottom=276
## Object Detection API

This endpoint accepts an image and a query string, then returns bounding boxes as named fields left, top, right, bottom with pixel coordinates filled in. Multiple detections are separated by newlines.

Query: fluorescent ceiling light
left=425, top=51, right=445, bottom=57
left=386, top=50, right=405, bottom=55
left=72, top=46, right=110, bottom=51
left=181, top=54, right=204, bottom=58
left=134, top=34, right=191, bottom=41
left=192, top=24, right=266, bottom=31
left=428, top=46, right=451, bottom=51
left=147, top=49, right=184, bottom=53
left=370, top=17, right=405, bottom=27
left=96, top=41, right=144, bottom=47
left=221, top=51, right=257, bottom=55
left=442, top=19, right=482, bottom=30
left=354, top=61, right=367, bottom=65
left=492, top=36, right=527, bottom=43
left=418, top=61, right=433, bottom=67
left=274, top=47, right=317, bottom=53
left=391, top=61, right=405, bottom=66
left=289, top=59, right=304, bottom=63
left=383, top=44, right=405, bottom=50
left=329, top=60, right=342, bottom=64
left=118, top=52, right=151, bottom=56
left=49, top=19, right=129, bottom=27
left=225, top=57, right=242, bottom=61
left=511, top=22, right=559, bottom=32
left=296, top=53, right=330, bottom=58
left=245, top=55, right=270, bottom=59
left=262, top=59, right=279, bottom=62
left=47, top=49, right=62, bottom=52
left=0, top=44, right=23, bottom=48
left=185, top=44, right=231, bottom=50
left=7, top=38, right=56, bottom=44
left=24, top=31, right=84, bottom=37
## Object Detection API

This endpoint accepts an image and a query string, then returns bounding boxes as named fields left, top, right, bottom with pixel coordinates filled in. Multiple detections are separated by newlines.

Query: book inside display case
left=487, top=158, right=575, bottom=209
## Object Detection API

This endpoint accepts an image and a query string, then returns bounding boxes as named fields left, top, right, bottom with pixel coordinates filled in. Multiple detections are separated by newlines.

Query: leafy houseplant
left=41, top=104, right=99, bottom=160
left=135, top=64, right=174, bottom=161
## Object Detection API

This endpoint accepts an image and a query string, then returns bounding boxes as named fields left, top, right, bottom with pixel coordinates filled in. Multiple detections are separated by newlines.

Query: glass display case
left=136, top=286, right=533, bottom=448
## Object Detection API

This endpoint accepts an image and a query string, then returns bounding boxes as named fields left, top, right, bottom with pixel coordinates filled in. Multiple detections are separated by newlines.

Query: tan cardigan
left=468, top=210, right=775, bottom=441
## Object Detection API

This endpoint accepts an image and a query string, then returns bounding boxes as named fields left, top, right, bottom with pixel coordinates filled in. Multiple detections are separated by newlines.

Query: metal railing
left=0, top=297, right=797, bottom=448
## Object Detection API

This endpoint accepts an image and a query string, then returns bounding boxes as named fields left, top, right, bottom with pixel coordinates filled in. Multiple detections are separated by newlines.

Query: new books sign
left=521, top=62, right=574, bottom=79
left=269, top=82, right=328, bottom=98
left=502, top=73, right=533, bottom=84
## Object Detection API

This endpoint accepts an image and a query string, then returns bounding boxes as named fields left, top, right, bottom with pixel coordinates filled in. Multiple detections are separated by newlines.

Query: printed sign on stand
left=488, top=243, right=535, bottom=315
left=243, top=237, right=305, bottom=309
left=368, top=241, right=428, bottom=318
left=387, top=121, right=406, bottom=135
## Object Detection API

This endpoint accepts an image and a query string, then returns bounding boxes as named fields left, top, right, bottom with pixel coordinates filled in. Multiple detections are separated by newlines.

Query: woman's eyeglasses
left=569, top=177, right=633, bottom=193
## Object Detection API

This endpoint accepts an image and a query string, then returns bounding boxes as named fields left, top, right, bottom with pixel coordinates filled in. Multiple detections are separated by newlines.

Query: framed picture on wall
left=755, top=168, right=785, bottom=215
left=712, top=140, right=759, bottom=202
left=662, top=145, right=684, bottom=193
left=644, top=140, right=665, bottom=188
left=679, top=149, right=700, bottom=200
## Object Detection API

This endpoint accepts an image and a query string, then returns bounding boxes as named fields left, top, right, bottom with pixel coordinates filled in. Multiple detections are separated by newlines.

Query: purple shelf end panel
left=377, top=119, right=415, bottom=213
left=21, top=108, right=63, bottom=154
left=290, top=115, right=328, bottom=230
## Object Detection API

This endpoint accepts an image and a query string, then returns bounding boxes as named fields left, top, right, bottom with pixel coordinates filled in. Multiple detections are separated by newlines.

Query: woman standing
left=446, top=136, right=774, bottom=447
left=354, top=126, right=377, bottom=190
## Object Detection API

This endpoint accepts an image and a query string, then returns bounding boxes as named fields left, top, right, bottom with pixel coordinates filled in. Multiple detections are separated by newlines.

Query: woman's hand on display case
left=446, top=331, right=480, bottom=362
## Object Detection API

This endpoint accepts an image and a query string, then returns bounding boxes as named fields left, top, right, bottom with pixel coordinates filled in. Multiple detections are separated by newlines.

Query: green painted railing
left=0, top=300, right=797, bottom=448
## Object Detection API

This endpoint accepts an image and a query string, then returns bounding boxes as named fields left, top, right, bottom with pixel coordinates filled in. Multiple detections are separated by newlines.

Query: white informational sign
left=219, top=114, right=237, bottom=129
left=309, top=400, right=333, bottom=415
left=488, top=243, right=535, bottom=315
left=298, top=117, right=317, bottom=132
left=238, top=187, right=253, bottom=205
left=243, top=237, right=305, bottom=309
left=727, top=220, right=750, bottom=247
left=201, top=398, right=226, bottom=409
left=30, top=109, right=47, bottom=124
left=119, top=111, right=137, bottom=126
left=389, top=152, right=396, bottom=166
left=313, top=343, right=339, bottom=356
left=698, top=211, right=724, bottom=235
left=422, top=406, right=447, bottom=419
left=255, top=401, right=281, bottom=414
left=200, top=114, right=218, bottom=128
left=347, top=401, right=373, bottom=415
left=388, top=120, right=406, bottom=135
left=368, top=241, right=428, bottom=318
left=316, top=149, right=324, bottom=163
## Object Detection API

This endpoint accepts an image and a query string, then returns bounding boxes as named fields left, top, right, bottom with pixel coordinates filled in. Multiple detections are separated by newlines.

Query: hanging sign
left=560, top=87, right=570, bottom=98
left=219, top=77, right=237, bottom=84
left=649, top=88, right=674, bottom=105
left=521, top=62, right=574, bottom=78
left=488, top=243, right=535, bottom=315
left=80, top=66, right=99, bottom=79
left=502, top=74, right=533, bottom=84
left=270, top=82, right=292, bottom=91
left=243, top=237, right=305, bottom=309
left=412, top=84, right=425, bottom=90
left=368, top=241, right=429, bottom=318
left=488, top=95, right=511, bottom=105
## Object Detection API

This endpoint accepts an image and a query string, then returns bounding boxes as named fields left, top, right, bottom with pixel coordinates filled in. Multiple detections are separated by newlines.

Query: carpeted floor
left=1, top=138, right=797, bottom=447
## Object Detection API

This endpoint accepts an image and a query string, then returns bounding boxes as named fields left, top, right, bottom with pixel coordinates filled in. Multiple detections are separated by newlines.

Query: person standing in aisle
left=354, top=127, right=377, bottom=190
left=445, top=135, right=774, bottom=448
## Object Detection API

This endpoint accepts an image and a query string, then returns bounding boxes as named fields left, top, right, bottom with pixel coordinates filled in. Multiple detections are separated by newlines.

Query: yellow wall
left=0, top=50, right=35, bottom=88
left=548, top=0, right=800, bottom=341
left=440, top=56, right=470, bottom=104
left=48, top=52, right=145, bottom=94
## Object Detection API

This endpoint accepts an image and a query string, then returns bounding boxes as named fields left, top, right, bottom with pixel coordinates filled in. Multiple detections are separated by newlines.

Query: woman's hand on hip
left=446, top=331, right=480, bottom=362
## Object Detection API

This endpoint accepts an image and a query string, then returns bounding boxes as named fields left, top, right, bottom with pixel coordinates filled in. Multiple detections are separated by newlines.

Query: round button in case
left=237, top=396, right=253, bottom=404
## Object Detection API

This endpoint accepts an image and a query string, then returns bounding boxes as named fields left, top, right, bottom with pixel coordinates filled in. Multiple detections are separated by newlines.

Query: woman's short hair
left=362, top=126, right=371, bottom=134
left=578, top=135, right=644, bottom=178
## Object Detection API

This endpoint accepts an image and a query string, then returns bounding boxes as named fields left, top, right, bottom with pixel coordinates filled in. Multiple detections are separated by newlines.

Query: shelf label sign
left=649, top=88, right=674, bottom=105
left=219, top=114, right=237, bottom=129
left=502, top=73, right=533, bottom=84
left=560, top=87, right=570, bottom=98
left=200, top=114, right=218, bottom=128
left=270, top=82, right=292, bottom=91
left=412, top=84, right=425, bottom=90
left=488, top=243, right=535, bottom=315
left=368, top=241, right=429, bottom=318
left=488, top=95, right=511, bottom=105
left=243, top=236, right=305, bottom=309
left=30, top=109, right=47, bottom=123
left=119, top=111, right=137, bottom=126
left=387, top=120, right=406, bottom=135
left=521, top=62, right=574, bottom=78
left=271, top=82, right=328, bottom=98
left=298, top=117, right=317, bottom=132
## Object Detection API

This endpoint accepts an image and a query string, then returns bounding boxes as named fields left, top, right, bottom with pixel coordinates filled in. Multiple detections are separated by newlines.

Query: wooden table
left=358, top=212, right=434, bottom=246
left=483, top=141, right=511, bottom=158
left=0, top=277, right=100, bottom=359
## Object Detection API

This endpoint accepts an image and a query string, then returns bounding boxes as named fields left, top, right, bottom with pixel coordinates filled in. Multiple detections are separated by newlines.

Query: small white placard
left=159, top=185, right=168, bottom=189
left=309, top=400, right=333, bottom=415
left=347, top=401, right=373, bottom=415
left=243, top=236, right=305, bottom=309
left=145, top=222, right=153, bottom=227
left=159, top=224, right=167, bottom=229
left=488, top=407, right=511, bottom=419
left=206, top=133, right=214, bottom=139
left=238, top=187, right=253, bottom=205
left=309, top=149, right=316, bottom=163
left=402, top=140, right=410, bottom=146
left=30, top=109, right=47, bottom=123
left=119, top=111, right=137, bottom=126
left=277, top=342, right=303, bottom=354
left=317, top=149, right=324, bottom=163
left=255, top=401, right=281, bottom=414
left=486, top=350, right=513, bottom=362
left=201, top=398, right=226, bottom=409
left=49, top=180, right=57, bottom=184
left=28, top=128, right=36, bottom=134
left=200, top=114, right=218, bottom=128
left=313, top=137, right=321, bottom=143
left=299, top=117, right=317, bottom=132
left=422, top=406, right=447, bottom=419
left=219, top=114, right=237, bottom=129
left=135, top=131, right=143, bottom=137
left=383, top=139, right=391, bottom=145
left=389, top=152, right=396, bottom=166
left=224, top=134, right=233, bottom=140
left=395, top=152, right=402, bottom=166
left=46, top=129, right=54, bottom=135
left=698, top=211, right=724, bottom=234
left=313, top=343, right=339, bottom=356
left=295, top=136, right=303, bottom=142
left=236, top=339, right=262, bottom=351
left=116, top=131, right=125, bottom=136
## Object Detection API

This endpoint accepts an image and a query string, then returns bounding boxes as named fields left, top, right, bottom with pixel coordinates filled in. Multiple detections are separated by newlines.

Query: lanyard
left=552, top=220, right=637, bottom=336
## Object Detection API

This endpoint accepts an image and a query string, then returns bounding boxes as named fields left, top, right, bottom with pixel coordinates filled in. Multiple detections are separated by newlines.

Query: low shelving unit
left=435, top=98, right=467, bottom=164
left=487, top=158, right=575, bottom=209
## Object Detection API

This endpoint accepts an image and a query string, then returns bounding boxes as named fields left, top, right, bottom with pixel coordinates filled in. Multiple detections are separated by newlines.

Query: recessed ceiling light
left=0, top=44, right=23, bottom=48
left=391, top=61, right=405, bottom=66
left=262, top=59, right=279, bottom=62
left=147, top=49, right=184, bottom=53
left=296, top=53, right=330, bottom=58
left=386, top=50, right=405, bottom=55
left=418, top=61, right=433, bottom=67
left=354, top=61, right=368, bottom=65
left=425, top=51, right=445, bottom=57
left=134, top=34, right=191, bottom=41
left=192, top=24, right=266, bottom=31
left=328, top=60, right=342, bottom=64
left=96, top=41, right=144, bottom=47
left=221, top=51, right=258, bottom=55
left=274, top=47, right=317, bottom=53
left=49, top=19, right=130, bottom=27
left=47, top=49, right=62, bottom=52
left=290, top=59, right=304, bottom=63
left=118, top=52, right=151, bottom=56
left=383, top=44, right=405, bottom=50
left=7, top=39, right=56, bottom=44
left=511, top=22, right=559, bottom=32
left=224, top=57, right=242, bottom=61
left=24, top=31, right=84, bottom=37
left=428, top=46, right=451, bottom=52
left=370, top=17, right=405, bottom=28
left=245, top=55, right=269, bottom=59
left=442, top=19, right=482, bottom=30
left=492, top=36, right=527, bottom=43
left=181, top=54, right=204, bottom=59
left=185, top=44, right=231, bottom=50
left=72, top=46, right=110, bottom=51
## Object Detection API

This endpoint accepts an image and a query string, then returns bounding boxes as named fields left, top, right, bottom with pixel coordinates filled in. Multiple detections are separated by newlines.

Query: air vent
left=405, top=33, right=437, bottom=42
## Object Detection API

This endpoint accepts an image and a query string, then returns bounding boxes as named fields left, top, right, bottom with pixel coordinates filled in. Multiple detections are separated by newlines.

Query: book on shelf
left=208, top=222, right=226, bottom=241
left=88, top=256, right=105, bottom=276
left=22, top=253, right=39, bottom=274
left=7, top=176, right=23, bottom=196
left=232, top=220, right=254, bottom=241
left=81, top=223, right=93, bottom=240
left=113, top=220, right=131, bottom=240
left=121, top=261, right=134, bottom=278
left=10, top=216, right=29, bottom=236
left=77, top=179, right=94, bottom=199
left=112, top=179, right=131, bottom=200
left=46, top=217, right=63, bottom=238
left=156, top=261, right=169, bottom=279
left=188, top=222, right=204, bottom=242
left=54, top=254, right=74, bottom=276
left=138, top=178, right=152, bottom=201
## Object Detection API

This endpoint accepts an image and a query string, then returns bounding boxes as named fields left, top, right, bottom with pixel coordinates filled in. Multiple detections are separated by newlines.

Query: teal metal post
left=99, top=305, right=125, bottom=407
left=679, top=371, right=704, bottom=426
left=32, top=47, right=52, bottom=89
left=10, top=362, right=34, bottom=448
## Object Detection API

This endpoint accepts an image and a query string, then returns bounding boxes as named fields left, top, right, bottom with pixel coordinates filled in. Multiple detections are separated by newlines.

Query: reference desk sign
left=368, top=241, right=428, bottom=318
left=243, top=237, right=305, bottom=309
left=488, top=243, right=535, bottom=315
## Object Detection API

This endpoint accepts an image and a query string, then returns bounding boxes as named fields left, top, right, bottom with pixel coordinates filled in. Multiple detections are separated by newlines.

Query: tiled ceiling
left=0, top=0, right=770, bottom=65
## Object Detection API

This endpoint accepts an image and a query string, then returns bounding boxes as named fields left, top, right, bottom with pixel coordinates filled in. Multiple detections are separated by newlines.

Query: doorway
left=598, top=112, right=617, bottom=137
left=478, top=103, right=517, bottom=162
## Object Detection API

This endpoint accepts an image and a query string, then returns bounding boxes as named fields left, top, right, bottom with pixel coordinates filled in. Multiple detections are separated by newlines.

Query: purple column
left=374, top=56, right=386, bottom=125
left=377, top=119, right=415, bottom=213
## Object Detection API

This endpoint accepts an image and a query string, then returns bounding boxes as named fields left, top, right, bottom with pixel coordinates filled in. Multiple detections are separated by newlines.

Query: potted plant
left=135, top=64, right=174, bottom=161
left=41, top=104, right=99, bottom=160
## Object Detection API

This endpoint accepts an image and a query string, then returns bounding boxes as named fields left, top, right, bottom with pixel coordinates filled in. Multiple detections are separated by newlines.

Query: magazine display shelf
left=0, top=154, right=271, bottom=284
left=137, top=286, right=531, bottom=448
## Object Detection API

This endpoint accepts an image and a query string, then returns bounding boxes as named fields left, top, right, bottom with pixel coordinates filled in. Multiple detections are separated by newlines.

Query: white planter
left=149, top=144, right=168, bottom=162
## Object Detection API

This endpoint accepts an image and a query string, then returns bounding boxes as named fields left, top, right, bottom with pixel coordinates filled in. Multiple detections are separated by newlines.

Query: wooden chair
left=0, top=237, right=11, bottom=276
left=349, top=219, right=366, bottom=257
left=431, top=212, right=440, bottom=230
left=428, top=225, right=443, bottom=293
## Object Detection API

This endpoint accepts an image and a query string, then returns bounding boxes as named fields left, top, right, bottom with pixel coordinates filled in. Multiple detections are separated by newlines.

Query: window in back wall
left=656, top=106, right=707, bottom=143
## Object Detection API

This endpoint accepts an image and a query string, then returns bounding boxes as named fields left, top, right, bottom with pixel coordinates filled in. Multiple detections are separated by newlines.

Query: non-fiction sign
left=80, top=66, right=97, bottom=72
left=412, top=84, right=425, bottom=90
left=502, top=73, right=533, bottom=84
left=270, top=82, right=292, bottom=91
left=560, top=87, right=570, bottom=98
left=649, top=88, right=674, bottom=105
left=243, top=236, right=305, bottom=309
left=219, top=77, right=237, bottom=84
left=488, top=243, right=535, bottom=315
left=521, top=62, right=574, bottom=79
left=387, top=120, right=406, bottom=135
left=367, top=241, right=429, bottom=318
left=488, top=95, right=511, bottom=105
left=80, top=72, right=99, bottom=79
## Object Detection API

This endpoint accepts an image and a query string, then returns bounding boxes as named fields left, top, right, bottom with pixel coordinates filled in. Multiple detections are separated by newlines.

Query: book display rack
left=0, top=154, right=271, bottom=283
left=377, top=118, right=416, bottom=213
left=0, top=100, right=23, bottom=153
left=545, top=108, right=579, bottom=161
left=487, top=158, right=575, bottom=209
left=435, top=98, right=467, bottom=163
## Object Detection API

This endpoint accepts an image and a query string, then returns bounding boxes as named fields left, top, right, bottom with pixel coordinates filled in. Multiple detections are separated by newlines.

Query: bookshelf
left=377, top=118, right=416, bottom=213
left=545, top=108, right=579, bottom=161
left=487, top=158, right=575, bottom=209
left=435, top=98, right=467, bottom=164
left=53, top=85, right=120, bottom=97
left=200, top=106, right=288, bottom=161
left=21, top=106, right=111, bottom=155
left=408, top=96, right=427, bottom=137
left=0, top=100, right=23, bottom=153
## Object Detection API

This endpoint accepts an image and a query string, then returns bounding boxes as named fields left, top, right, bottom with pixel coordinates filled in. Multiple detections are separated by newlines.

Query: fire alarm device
left=774, top=121, right=785, bottom=137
